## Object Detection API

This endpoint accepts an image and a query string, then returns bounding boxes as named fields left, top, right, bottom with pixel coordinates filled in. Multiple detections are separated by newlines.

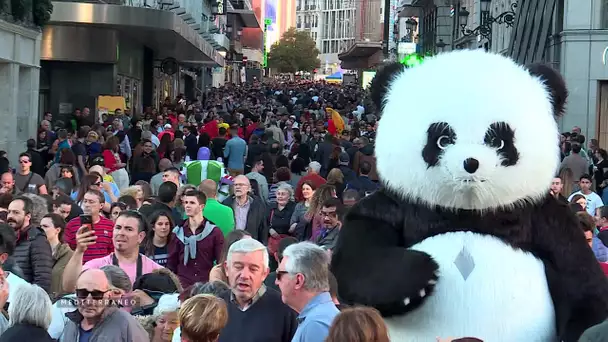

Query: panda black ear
left=527, top=63, right=568, bottom=118
left=370, top=62, right=406, bottom=112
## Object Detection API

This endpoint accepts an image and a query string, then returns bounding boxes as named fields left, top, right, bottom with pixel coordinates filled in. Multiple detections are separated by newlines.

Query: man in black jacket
left=6, top=196, right=52, bottom=292
left=222, top=176, right=268, bottom=244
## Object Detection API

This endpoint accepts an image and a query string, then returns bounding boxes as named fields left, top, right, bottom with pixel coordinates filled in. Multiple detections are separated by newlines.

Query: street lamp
left=459, top=0, right=517, bottom=41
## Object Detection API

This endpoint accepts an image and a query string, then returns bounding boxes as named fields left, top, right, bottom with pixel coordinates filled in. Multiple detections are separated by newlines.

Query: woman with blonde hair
left=120, top=185, right=145, bottom=208
left=179, top=294, right=228, bottom=342
left=326, top=306, right=390, bottom=342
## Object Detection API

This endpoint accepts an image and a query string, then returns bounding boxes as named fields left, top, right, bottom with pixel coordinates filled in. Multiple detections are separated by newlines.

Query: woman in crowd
left=40, top=213, right=73, bottom=300
left=326, top=306, right=390, bottom=342
left=121, top=185, right=145, bottom=209
left=326, top=168, right=345, bottom=199
left=0, top=283, right=53, bottom=341
left=290, top=180, right=316, bottom=236
left=268, top=182, right=296, bottom=254
left=138, top=294, right=181, bottom=342
left=102, top=135, right=130, bottom=190
left=179, top=294, right=228, bottom=342
left=141, top=210, right=174, bottom=267
left=298, top=183, right=336, bottom=241
left=72, top=173, right=116, bottom=213
left=209, top=230, right=252, bottom=283
left=110, top=202, right=128, bottom=222
left=268, top=167, right=291, bottom=203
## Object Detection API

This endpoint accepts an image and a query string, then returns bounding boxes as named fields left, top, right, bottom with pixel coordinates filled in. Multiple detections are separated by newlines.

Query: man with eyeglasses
left=313, top=198, right=343, bottom=251
left=14, top=152, right=47, bottom=195
left=275, top=242, right=339, bottom=342
left=62, top=211, right=163, bottom=293
left=61, top=268, right=148, bottom=342
left=63, top=190, right=114, bottom=263
left=222, top=175, right=268, bottom=244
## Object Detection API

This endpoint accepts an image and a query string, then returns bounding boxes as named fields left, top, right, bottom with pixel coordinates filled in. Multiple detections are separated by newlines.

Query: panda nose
left=463, top=158, right=479, bottom=174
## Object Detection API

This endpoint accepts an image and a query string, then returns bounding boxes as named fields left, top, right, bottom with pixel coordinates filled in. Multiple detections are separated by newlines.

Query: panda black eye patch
left=484, top=122, right=519, bottom=166
left=422, top=122, right=456, bottom=168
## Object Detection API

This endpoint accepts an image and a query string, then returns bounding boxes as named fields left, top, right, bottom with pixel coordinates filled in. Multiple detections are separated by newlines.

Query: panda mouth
left=455, top=177, right=487, bottom=183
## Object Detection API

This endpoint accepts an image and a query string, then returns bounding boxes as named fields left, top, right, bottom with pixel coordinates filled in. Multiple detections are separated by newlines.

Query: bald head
left=199, top=179, right=218, bottom=198
left=158, top=158, right=173, bottom=172
left=1, top=172, right=13, bottom=183
left=77, top=269, right=110, bottom=291
left=89, top=165, right=105, bottom=176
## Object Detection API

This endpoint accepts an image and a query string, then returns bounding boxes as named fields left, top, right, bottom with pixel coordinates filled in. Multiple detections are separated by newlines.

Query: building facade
left=338, top=0, right=384, bottom=70
left=0, top=19, right=41, bottom=162
left=296, top=0, right=356, bottom=74
left=39, top=0, right=255, bottom=121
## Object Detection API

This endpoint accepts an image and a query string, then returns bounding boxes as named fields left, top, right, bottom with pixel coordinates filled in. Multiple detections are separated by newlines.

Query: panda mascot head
left=330, top=50, right=608, bottom=342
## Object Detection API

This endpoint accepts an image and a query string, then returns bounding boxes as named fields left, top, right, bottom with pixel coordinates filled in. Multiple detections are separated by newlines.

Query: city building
left=338, top=0, right=384, bottom=70
left=227, top=0, right=262, bottom=84
left=0, top=11, right=43, bottom=161
left=39, top=0, right=236, bottom=121
left=297, top=0, right=356, bottom=75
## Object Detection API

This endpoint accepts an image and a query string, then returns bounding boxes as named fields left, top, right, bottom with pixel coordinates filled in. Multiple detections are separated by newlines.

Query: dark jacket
left=0, top=324, right=54, bottom=342
left=222, top=196, right=268, bottom=244
left=353, top=144, right=379, bottom=181
left=268, top=201, right=296, bottom=235
left=13, top=226, right=53, bottom=293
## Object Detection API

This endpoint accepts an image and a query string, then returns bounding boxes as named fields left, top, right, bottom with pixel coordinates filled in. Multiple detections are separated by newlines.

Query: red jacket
left=200, top=120, right=219, bottom=139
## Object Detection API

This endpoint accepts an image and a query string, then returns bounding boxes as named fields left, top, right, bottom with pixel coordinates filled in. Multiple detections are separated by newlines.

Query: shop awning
left=339, top=42, right=383, bottom=70
left=47, top=2, right=225, bottom=66
left=326, top=71, right=343, bottom=80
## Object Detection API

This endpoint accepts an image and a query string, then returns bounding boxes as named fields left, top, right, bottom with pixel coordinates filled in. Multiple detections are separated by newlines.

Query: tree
left=268, top=27, right=320, bottom=73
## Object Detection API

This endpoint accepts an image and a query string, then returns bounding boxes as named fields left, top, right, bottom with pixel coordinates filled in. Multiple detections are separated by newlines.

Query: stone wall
left=0, top=19, right=40, bottom=164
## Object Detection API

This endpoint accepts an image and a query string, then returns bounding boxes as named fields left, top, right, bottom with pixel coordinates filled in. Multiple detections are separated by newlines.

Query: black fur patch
left=369, top=62, right=406, bottom=113
left=483, top=122, right=519, bottom=166
left=422, top=122, right=457, bottom=168
left=527, top=64, right=568, bottom=117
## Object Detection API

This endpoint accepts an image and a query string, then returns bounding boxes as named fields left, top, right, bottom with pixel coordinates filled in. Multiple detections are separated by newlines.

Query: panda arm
left=532, top=199, right=608, bottom=341
left=330, top=190, right=439, bottom=317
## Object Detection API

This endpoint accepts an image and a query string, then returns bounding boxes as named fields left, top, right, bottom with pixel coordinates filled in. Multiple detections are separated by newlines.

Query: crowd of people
left=0, top=79, right=604, bottom=341
left=0, top=81, right=398, bottom=342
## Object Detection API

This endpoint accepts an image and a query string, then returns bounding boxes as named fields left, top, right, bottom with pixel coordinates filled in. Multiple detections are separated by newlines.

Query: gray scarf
left=172, top=221, right=215, bottom=265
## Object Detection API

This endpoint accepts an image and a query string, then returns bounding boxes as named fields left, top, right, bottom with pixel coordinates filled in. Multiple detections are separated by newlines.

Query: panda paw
left=402, top=276, right=438, bottom=307
left=398, top=250, right=439, bottom=311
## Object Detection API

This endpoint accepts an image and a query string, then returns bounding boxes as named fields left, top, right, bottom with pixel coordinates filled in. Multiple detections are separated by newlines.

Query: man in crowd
left=63, top=211, right=163, bottom=291
left=276, top=242, right=339, bottom=342
left=151, top=159, right=173, bottom=195
left=313, top=198, right=343, bottom=251
left=14, top=152, right=47, bottom=195
left=199, top=179, right=235, bottom=236
left=140, top=181, right=182, bottom=226
left=162, top=167, right=182, bottom=188
left=61, top=268, right=148, bottom=341
left=7, top=195, right=52, bottom=292
left=219, top=238, right=297, bottom=342
left=0, top=173, right=21, bottom=195
left=265, top=236, right=298, bottom=291
left=222, top=176, right=268, bottom=244
left=168, top=189, right=224, bottom=288
left=224, top=126, right=247, bottom=176
left=64, top=190, right=114, bottom=263
left=246, top=157, right=269, bottom=203
left=569, top=174, right=604, bottom=216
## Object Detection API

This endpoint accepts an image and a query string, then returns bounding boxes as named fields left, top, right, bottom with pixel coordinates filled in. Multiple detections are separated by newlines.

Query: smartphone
left=80, top=214, right=93, bottom=232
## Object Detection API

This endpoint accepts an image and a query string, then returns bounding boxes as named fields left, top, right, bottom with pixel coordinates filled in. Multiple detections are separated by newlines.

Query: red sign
left=242, top=56, right=248, bottom=62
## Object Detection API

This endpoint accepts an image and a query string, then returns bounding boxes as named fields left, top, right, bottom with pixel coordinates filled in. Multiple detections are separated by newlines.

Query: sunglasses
left=76, top=288, right=109, bottom=300
left=18, top=160, right=30, bottom=164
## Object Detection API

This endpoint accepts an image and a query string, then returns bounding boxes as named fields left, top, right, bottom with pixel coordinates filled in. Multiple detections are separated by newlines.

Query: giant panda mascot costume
left=330, top=49, right=608, bottom=342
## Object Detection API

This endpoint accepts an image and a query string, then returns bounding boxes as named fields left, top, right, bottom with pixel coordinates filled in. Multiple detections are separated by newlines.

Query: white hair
left=153, top=293, right=180, bottom=316
left=275, top=182, right=294, bottom=200
left=8, top=283, right=52, bottom=329
left=227, top=238, right=269, bottom=268
left=100, top=265, right=132, bottom=292
left=283, top=242, right=330, bottom=292
left=308, top=161, right=321, bottom=174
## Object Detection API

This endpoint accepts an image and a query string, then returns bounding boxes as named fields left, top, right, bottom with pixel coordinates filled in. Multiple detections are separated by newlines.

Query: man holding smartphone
left=63, top=190, right=114, bottom=263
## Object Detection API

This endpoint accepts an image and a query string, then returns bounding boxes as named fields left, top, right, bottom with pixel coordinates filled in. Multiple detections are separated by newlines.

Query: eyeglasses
left=320, top=211, right=337, bottom=218
left=76, top=288, right=109, bottom=300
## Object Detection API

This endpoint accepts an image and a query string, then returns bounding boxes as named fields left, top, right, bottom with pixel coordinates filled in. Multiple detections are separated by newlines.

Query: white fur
left=385, top=231, right=556, bottom=342
left=376, top=49, right=561, bottom=210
